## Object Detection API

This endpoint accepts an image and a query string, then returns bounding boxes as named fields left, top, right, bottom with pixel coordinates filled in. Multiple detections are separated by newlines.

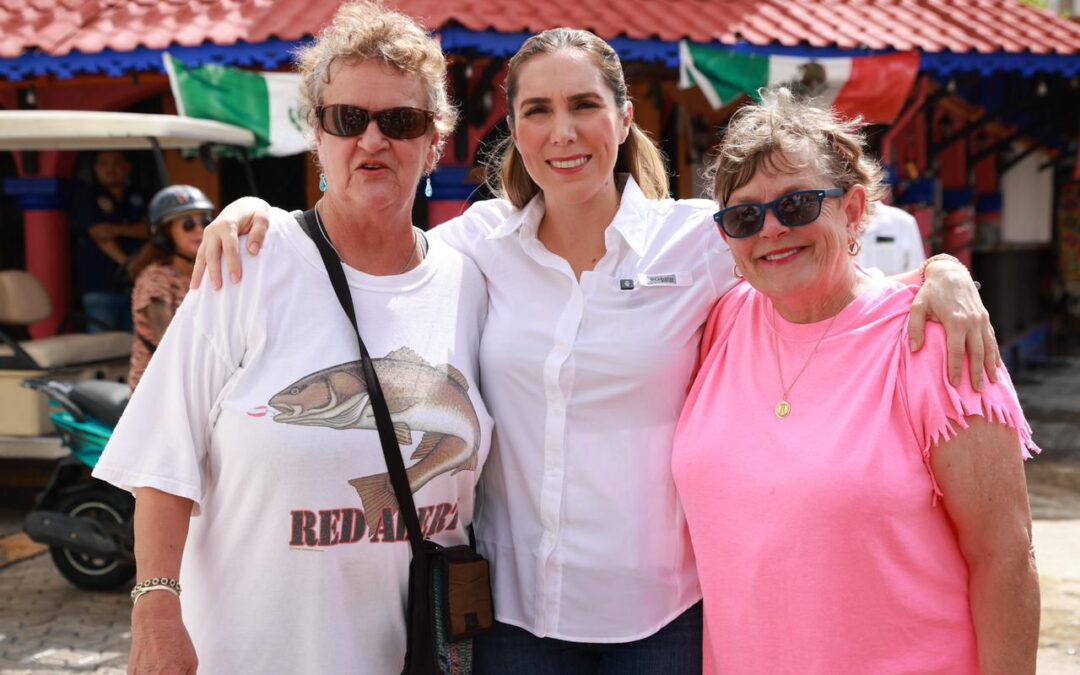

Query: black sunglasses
left=178, top=214, right=213, bottom=232
left=713, top=188, right=846, bottom=239
left=315, top=104, right=435, bottom=140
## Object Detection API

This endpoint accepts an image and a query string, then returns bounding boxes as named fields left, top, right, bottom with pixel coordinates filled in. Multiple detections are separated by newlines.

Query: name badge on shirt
left=637, top=272, right=692, bottom=287
left=619, top=272, right=692, bottom=290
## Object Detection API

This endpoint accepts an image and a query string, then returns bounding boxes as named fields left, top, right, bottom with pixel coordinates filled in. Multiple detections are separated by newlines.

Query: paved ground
left=1019, top=355, right=1080, bottom=674
left=0, top=508, right=129, bottom=675
left=1, top=359, right=1078, bottom=673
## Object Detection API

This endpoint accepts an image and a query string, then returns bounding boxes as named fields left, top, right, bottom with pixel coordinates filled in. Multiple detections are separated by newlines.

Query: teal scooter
left=21, top=379, right=135, bottom=590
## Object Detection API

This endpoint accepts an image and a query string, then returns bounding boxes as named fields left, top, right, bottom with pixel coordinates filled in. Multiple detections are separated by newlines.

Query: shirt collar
left=486, top=191, right=545, bottom=240
left=485, top=174, right=652, bottom=256
left=607, top=175, right=650, bottom=256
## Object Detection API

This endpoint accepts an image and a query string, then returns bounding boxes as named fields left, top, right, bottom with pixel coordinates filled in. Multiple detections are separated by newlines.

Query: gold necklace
left=314, top=204, right=421, bottom=274
left=770, top=307, right=840, bottom=419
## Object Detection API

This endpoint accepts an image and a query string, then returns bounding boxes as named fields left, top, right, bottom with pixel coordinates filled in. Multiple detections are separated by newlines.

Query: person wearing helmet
left=126, top=185, right=215, bottom=388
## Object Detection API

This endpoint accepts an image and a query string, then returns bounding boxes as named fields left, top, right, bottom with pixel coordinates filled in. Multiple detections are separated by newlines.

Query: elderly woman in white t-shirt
left=94, top=4, right=492, bottom=673
left=192, top=28, right=997, bottom=674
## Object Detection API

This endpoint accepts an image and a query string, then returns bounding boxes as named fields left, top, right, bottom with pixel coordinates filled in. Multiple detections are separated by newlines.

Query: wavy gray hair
left=295, top=1, right=458, bottom=163
left=708, top=87, right=886, bottom=233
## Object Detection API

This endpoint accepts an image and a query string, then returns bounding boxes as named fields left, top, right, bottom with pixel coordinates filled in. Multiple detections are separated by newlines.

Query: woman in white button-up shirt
left=194, top=27, right=996, bottom=675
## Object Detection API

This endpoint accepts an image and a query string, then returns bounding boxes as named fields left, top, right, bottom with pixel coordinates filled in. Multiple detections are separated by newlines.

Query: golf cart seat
left=0, top=270, right=132, bottom=436
left=0, top=270, right=132, bottom=370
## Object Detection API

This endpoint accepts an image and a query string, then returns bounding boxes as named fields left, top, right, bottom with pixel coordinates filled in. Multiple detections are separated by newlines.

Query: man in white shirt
left=857, top=202, right=926, bottom=276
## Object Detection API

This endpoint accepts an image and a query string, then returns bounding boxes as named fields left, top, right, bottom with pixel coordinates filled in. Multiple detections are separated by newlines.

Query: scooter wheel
left=49, top=486, right=135, bottom=591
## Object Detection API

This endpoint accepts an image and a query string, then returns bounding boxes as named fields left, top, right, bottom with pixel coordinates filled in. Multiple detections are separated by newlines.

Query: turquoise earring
left=319, top=173, right=327, bottom=192
left=424, top=176, right=433, bottom=198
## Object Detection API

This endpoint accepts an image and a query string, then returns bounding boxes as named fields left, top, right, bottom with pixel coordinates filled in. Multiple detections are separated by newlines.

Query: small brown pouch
left=433, top=546, right=494, bottom=642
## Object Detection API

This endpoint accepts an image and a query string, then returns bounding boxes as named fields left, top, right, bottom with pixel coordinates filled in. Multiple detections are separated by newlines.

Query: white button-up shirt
left=856, top=203, right=926, bottom=276
left=433, top=177, right=736, bottom=641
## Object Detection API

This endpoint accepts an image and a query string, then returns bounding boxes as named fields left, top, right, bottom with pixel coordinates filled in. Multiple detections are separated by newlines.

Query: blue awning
left=2, top=28, right=1076, bottom=83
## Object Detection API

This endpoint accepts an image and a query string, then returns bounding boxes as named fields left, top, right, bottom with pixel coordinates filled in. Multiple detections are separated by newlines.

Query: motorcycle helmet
left=148, top=185, right=215, bottom=250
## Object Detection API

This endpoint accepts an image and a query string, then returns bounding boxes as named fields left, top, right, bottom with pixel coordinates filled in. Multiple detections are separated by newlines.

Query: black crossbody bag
left=295, top=210, right=494, bottom=675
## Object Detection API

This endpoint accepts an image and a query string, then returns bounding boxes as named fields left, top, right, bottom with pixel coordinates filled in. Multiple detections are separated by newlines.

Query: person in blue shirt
left=71, top=151, right=148, bottom=332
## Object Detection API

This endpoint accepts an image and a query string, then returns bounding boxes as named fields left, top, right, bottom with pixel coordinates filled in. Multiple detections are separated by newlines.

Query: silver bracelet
left=131, top=577, right=182, bottom=605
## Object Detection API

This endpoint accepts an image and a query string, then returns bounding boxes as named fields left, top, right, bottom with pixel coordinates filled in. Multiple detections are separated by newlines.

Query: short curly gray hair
left=708, top=88, right=885, bottom=232
left=295, top=1, right=458, bottom=162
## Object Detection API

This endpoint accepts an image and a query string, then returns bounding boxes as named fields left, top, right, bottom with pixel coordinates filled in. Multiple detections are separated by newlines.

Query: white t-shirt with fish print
left=94, top=208, right=493, bottom=675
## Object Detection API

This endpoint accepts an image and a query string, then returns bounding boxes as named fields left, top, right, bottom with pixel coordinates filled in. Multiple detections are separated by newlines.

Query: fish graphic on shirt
left=268, top=347, right=481, bottom=523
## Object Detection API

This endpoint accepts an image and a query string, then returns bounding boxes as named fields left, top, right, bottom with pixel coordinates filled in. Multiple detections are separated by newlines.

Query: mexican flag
left=163, top=54, right=308, bottom=157
left=679, top=42, right=920, bottom=125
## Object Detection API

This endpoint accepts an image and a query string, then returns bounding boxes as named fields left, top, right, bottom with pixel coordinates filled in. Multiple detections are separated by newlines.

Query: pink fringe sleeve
left=900, top=323, right=1040, bottom=501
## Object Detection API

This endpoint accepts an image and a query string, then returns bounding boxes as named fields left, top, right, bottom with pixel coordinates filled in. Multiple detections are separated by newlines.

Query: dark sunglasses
left=315, top=104, right=434, bottom=140
left=713, top=188, right=846, bottom=239
left=177, top=214, right=213, bottom=232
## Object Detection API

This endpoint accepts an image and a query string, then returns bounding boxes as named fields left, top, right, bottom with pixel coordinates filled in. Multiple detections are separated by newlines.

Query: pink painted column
left=4, top=177, right=72, bottom=337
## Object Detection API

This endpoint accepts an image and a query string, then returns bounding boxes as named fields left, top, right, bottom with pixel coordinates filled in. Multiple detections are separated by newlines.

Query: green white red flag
left=679, top=42, right=920, bottom=125
left=163, top=54, right=308, bottom=157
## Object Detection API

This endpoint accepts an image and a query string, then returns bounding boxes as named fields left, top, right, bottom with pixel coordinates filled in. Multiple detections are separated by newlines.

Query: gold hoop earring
left=733, top=264, right=744, bottom=279
left=848, top=239, right=862, bottom=256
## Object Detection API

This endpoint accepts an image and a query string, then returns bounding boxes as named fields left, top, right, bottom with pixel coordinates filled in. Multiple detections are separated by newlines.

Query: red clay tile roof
left=1, top=0, right=1078, bottom=59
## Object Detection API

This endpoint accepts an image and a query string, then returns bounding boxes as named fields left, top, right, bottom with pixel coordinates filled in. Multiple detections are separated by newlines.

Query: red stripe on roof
left=0, top=0, right=1077, bottom=60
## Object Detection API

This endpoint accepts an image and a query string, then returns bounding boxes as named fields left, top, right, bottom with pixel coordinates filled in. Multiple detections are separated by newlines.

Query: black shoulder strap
left=295, top=209, right=426, bottom=556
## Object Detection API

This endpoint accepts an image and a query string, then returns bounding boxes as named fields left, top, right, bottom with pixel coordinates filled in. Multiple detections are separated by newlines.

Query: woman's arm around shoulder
left=901, top=322, right=1037, bottom=462
left=193, top=197, right=521, bottom=287
left=192, top=196, right=273, bottom=289
left=425, top=198, right=519, bottom=262
left=899, top=255, right=999, bottom=390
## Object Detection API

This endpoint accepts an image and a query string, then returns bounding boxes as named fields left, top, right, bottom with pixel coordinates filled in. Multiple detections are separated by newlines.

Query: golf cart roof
left=0, top=110, right=256, bottom=151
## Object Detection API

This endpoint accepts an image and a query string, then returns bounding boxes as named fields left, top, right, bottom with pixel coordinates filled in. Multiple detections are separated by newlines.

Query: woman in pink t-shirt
left=673, top=89, right=1040, bottom=675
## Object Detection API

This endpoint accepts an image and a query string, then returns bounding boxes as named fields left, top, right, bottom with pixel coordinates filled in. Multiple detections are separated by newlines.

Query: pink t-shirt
left=672, top=278, right=1037, bottom=675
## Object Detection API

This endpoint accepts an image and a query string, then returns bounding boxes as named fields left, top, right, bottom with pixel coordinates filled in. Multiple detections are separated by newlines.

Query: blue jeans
left=82, top=292, right=132, bottom=332
left=474, top=602, right=703, bottom=675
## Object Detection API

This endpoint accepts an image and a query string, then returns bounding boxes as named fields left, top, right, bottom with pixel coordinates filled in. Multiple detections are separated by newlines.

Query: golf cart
left=0, top=111, right=255, bottom=588
left=0, top=110, right=256, bottom=455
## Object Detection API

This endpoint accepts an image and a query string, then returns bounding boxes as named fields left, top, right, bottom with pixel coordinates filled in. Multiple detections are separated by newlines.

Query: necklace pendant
left=775, top=400, right=791, bottom=419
